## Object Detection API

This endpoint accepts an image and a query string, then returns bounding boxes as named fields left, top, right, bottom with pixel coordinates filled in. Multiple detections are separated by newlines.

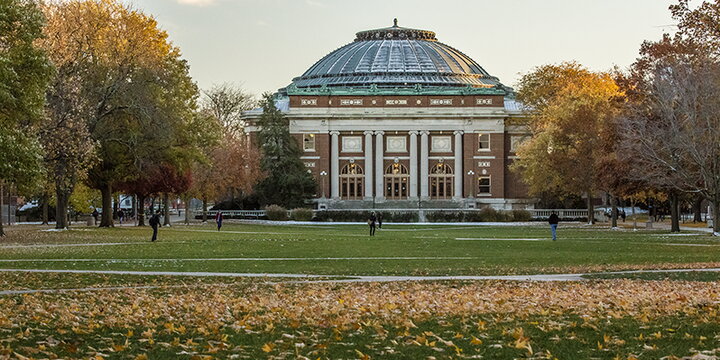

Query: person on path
left=118, top=209, right=125, bottom=225
left=149, top=212, right=161, bottom=242
left=548, top=211, right=560, bottom=241
left=91, top=209, right=99, bottom=226
left=368, top=212, right=377, bottom=236
left=620, top=210, right=626, bottom=222
left=215, top=211, right=223, bottom=231
left=377, top=212, right=383, bottom=229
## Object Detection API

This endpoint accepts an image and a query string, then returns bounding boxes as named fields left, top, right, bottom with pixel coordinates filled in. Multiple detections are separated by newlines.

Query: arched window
left=340, top=163, right=364, bottom=199
left=384, top=163, right=408, bottom=199
left=430, top=163, right=454, bottom=199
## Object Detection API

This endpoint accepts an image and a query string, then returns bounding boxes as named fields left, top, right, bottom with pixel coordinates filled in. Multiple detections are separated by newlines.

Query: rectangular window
left=510, top=135, right=528, bottom=153
left=478, top=133, right=490, bottom=151
left=478, top=176, right=491, bottom=194
left=303, top=134, right=316, bottom=152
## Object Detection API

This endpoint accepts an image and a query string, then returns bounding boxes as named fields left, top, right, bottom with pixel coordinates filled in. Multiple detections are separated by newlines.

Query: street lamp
left=467, top=170, right=475, bottom=198
left=319, top=171, right=327, bottom=199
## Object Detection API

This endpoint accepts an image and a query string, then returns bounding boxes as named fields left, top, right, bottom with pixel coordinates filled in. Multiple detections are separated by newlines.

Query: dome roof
left=289, top=20, right=504, bottom=91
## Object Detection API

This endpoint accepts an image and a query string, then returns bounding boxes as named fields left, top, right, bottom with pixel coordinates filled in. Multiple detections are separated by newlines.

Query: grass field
left=1, top=222, right=720, bottom=359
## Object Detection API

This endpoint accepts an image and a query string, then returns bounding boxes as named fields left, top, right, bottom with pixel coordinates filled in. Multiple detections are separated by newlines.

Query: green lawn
left=0, top=222, right=718, bottom=276
left=2, top=223, right=720, bottom=359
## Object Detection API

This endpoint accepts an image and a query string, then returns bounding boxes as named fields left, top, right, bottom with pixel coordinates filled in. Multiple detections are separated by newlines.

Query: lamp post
left=319, top=171, right=327, bottom=199
left=467, top=170, right=475, bottom=198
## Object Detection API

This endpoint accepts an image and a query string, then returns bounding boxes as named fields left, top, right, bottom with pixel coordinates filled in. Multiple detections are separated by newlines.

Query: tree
left=511, top=62, right=623, bottom=224
left=41, top=0, right=208, bottom=228
left=254, top=93, right=316, bottom=208
left=0, top=0, right=52, bottom=235
left=203, top=83, right=256, bottom=138
left=618, top=42, right=720, bottom=234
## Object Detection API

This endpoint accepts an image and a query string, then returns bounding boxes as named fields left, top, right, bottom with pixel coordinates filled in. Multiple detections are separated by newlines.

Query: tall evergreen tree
left=255, top=93, right=316, bottom=208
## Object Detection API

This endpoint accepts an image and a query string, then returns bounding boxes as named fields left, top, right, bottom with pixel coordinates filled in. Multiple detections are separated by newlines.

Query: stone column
left=409, top=131, right=419, bottom=200
left=453, top=130, right=464, bottom=200
left=420, top=131, right=429, bottom=200
left=364, top=131, right=374, bottom=200
left=375, top=131, right=385, bottom=202
left=330, top=131, right=340, bottom=199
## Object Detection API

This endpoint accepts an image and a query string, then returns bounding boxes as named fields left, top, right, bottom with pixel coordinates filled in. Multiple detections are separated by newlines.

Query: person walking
left=368, top=212, right=377, bottom=236
left=149, top=212, right=161, bottom=242
left=377, top=212, right=383, bottom=229
left=91, top=209, right=99, bottom=226
left=548, top=211, right=560, bottom=241
left=215, top=211, right=223, bottom=231
left=118, top=209, right=125, bottom=225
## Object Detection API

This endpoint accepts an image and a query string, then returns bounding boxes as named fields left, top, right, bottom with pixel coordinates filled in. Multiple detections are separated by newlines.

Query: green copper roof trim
left=284, top=84, right=507, bottom=96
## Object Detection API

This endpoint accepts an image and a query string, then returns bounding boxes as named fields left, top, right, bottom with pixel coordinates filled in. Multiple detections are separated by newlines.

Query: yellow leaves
left=511, top=327, right=532, bottom=355
left=261, top=342, right=275, bottom=353
left=470, top=336, right=483, bottom=345
left=354, top=349, right=371, bottom=360
left=133, top=355, right=148, bottom=360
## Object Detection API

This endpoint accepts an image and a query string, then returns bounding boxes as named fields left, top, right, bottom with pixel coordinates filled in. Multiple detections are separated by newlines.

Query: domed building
left=243, top=20, right=532, bottom=210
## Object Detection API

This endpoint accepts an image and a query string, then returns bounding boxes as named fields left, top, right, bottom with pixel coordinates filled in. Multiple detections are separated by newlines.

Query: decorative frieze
left=478, top=161, right=491, bottom=167
left=430, top=99, right=453, bottom=105
left=341, top=136, right=362, bottom=152
left=476, top=98, right=493, bottom=105
left=340, top=99, right=363, bottom=106
left=304, top=162, right=316, bottom=168
left=431, top=136, right=452, bottom=153
left=300, top=98, right=317, bottom=105
left=385, top=99, right=408, bottom=105
left=386, top=136, right=407, bottom=152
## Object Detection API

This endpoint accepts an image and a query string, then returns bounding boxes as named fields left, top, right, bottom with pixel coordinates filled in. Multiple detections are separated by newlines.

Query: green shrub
left=264, top=205, right=288, bottom=221
left=290, top=208, right=314, bottom=221
left=479, top=207, right=503, bottom=222
left=511, top=209, right=532, bottom=222
left=426, top=211, right=463, bottom=222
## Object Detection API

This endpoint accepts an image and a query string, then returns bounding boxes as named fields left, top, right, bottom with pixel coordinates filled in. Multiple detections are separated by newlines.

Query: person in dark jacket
left=118, top=209, right=125, bottom=225
left=548, top=211, right=560, bottom=241
left=149, top=212, right=161, bottom=242
left=215, top=212, right=223, bottom=231
left=368, top=212, right=377, bottom=236
left=377, top=212, right=383, bottom=229
left=91, top=209, right=99, bottom=225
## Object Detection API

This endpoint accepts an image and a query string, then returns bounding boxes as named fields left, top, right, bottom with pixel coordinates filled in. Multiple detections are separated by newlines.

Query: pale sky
left=125, top=0, right=679, bottom=96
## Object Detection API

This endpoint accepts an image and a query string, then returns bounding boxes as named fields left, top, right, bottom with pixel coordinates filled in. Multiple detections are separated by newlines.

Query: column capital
left=363, top=130, right=374, bottom=136
left=453, top=130, right=464, bottom=136
left=329, top=130, right=340, bottom=136
left=420, top=130, right=430, bottom=136
left=408, top=130, right=419, bottom=136
left=374, top=130, right=385, bottom=136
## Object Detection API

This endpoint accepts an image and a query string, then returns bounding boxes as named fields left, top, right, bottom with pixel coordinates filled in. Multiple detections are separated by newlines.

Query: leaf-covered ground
left=2, top=278, right=720, bottom=359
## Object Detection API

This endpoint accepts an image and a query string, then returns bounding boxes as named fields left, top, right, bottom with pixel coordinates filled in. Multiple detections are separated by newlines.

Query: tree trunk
left=163, top=193, right=170, bottom=226
left=202, top=197, right=208, bottom=222
left=112, top=193, right=119, bottom=221
left=55, top=188, right=69, bottom=229
left=99, top=183, right=114, bottom=227
left=610, top=195, right=618, bottom=228
left=137, top=194, right=146, bottom=226
left=694, top=195, right=704, bottom=223
left=131, top=195, right=137, bottom=224
left=632, top=198, right=637, bottom=230
left=586, top=191, right=595, bottom=225
left=712, top=200, right=719, bottom=235
left=41, top=193, right=49, bottom=225
left=184, top=196, right=191, bottom=225
left=0, top=182, right=4, bottom=236
left=670, top=192, right=680, bottom=233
